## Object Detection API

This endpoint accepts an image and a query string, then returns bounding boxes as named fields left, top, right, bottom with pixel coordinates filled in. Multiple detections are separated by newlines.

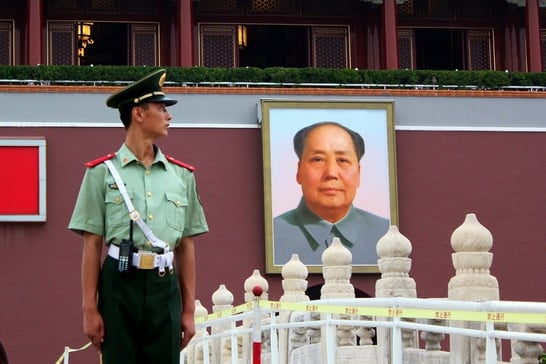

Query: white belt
left=108, top=244, right=174, bottom=273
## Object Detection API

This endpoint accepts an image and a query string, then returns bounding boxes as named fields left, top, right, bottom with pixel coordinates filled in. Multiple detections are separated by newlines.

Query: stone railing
left=182, top=213, right=546, bottom=364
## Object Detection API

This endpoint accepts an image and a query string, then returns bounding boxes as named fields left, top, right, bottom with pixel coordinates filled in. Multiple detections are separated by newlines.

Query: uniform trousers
left=99, top=256, right=181, bottom=364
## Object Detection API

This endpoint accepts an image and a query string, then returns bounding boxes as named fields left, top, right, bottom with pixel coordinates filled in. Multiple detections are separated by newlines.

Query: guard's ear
left=132, top=105, right=144, bottom=122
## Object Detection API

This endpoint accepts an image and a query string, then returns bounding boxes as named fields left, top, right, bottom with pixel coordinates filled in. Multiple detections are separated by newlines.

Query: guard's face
left=137, top=102, right=172, bottom=138
left=296, top=124, right=361, bottom=222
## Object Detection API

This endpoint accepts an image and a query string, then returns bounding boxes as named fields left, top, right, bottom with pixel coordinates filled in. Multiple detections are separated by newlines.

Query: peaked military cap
left=106, top=69, right=177, bottom=110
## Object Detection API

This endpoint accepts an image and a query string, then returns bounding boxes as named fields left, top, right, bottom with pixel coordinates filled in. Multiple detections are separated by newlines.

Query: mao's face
left=296, top=124, right=361, bottom=222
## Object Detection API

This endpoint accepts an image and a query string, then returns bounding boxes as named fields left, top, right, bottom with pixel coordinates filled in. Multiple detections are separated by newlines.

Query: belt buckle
left=138, top=252, right=156, bottom=269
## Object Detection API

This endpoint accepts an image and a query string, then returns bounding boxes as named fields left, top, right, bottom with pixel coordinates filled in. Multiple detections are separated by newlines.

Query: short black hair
left=293, top=121, right=365, bottom=160
left=118, top=102, right=150, bottom=130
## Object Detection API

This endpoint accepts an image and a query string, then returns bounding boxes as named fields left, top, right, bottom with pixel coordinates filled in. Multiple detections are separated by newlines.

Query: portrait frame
left=260, top=99, right=398, bottom=274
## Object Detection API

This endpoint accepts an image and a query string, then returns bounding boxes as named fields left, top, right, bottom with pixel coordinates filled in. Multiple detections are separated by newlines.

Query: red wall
left=0, top=126, right=545, bottom=363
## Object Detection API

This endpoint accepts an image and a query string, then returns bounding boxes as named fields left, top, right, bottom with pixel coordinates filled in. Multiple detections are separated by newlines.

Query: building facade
left=1, top=1, right=546, bottom=363
left=1, top=0, right=545, bottom=71
left=1, top=84, right=546, bottom=364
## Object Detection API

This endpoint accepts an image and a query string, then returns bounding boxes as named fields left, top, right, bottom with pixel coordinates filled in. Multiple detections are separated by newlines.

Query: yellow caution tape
left=54, top=341, right=93, bottom=364
left=195, top=300, right=546, bottom=325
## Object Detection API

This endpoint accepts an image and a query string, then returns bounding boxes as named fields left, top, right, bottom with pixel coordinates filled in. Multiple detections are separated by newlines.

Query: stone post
left=242, top=269, right=269, bottom=364
left=211, top=284, right=234, bottom=364
left=189, top=299, right=210, bottom=364
left=375, top=225, right=417, bottom=364
left=320, top=237, right=356, bottom=361
left=279, top=254, right=309, bottom=364
left=448, top=213, right=499, bottom=364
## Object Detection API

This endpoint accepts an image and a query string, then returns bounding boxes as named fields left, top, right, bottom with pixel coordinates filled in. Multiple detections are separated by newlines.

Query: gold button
left=115, top=197, right=121, bottom=203
left=176, top=200, right=181, bottom=206
left=145, top=170, right=150, bottom=175
left=147, top=192, right=152, bottom=197
left=122, top=158, right=128, bottom=163
left=148, top=214, right=153, bottom=220
left=145, top=241, right=152, bottom=248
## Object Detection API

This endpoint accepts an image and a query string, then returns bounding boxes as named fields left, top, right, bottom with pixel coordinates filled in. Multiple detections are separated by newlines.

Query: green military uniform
left=68, top=69, right=208, bottom=364
left=69, top=143, right=208, bottom=252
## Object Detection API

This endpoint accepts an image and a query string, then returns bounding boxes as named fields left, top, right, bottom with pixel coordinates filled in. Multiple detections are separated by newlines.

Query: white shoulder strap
left=103, top=159, right=169, bottom=253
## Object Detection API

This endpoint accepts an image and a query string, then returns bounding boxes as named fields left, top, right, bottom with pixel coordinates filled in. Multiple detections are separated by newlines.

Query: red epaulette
left=165, top=155, right=195, bottom=172
left=84, top=153, right=116, bottom=168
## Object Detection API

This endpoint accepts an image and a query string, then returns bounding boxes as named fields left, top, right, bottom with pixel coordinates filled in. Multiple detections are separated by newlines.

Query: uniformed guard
left=69, top=69, right=209, bottom=364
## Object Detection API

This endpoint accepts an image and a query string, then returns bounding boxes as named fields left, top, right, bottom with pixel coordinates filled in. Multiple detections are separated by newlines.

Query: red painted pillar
left=525, top=0, right=542, bottom=72
left=27, top=0, right=43, bottom=65
left=178, top=0, right=194, bottom=67
left=383, top=0, right=399, bottom=69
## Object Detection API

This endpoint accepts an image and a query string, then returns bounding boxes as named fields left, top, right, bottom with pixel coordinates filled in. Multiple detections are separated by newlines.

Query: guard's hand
left=179, top=312, right=196, bottom=350
left=83, top=308, right=105, bottom=353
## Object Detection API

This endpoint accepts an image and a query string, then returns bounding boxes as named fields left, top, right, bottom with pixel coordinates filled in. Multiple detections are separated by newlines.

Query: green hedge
left=0, top=65, right=545, bottom=89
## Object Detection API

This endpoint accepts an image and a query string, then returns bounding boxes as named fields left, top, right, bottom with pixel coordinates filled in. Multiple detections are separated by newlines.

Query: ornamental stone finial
left=375, top=225, right=415, bottom=293
left=376, top=225, right=412, bottom=259
left=212, top=284, right=234, bottom=306
left=282, top=254, right=308, bottom=281
left=321, top=237, right=354, bottom=299
left=450, top=213, right=493, bottom=253
left=244, top=269, right=269, bottom=302
left=322, top=237, right=352, bottom=266
left=195, top=299, right=208, bottom=318
left=449, top=213, right=497, bottom=281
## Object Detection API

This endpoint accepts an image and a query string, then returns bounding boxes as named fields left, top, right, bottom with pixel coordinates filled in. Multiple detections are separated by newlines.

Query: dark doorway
left=415, top=28, right=464, bottom=70
left=80, top=23, right=129, bottom=66
left=239, top=25, right=308, bottom=68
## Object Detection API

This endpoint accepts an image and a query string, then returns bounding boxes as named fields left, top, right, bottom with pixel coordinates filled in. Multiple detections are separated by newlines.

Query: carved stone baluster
left=279, top=254, right=309, bottom=364
left=242, top=269, right=269, bottom=364
left=420, top=318, right=446, bottom=351
left=356, top=320, right=375, bottom=346
left=211, top=284, right=234, bottom=364
left=375, top=225, right=417, bottom=364
left=448, top=213, right=500, bottom=364
left=190, top=299, right=209, bottom=364
left=321, top=237, right=356, bottom=347
left=511, top=323, right=546, bottom=364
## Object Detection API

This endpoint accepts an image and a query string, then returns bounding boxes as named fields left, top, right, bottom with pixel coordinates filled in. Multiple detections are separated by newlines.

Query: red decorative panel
left=194, top=0, right=241, bottom=15
left=312, top=27, right=348, bottom=69
left=249, top=0, right=298, bottom=15
left=467, top=30, right=492, bottom=70
left=0, top=0, right=14, bottom=13
left=0, top=138, right=46, bottom=221
left=200, top=24, right=236, bottom=67
left=47, top=0, right=82, bottom=13
left=398, top=0, right=417, bottom=19
left=424, top=0, right=454, bottom=19
left=0, top=21, right=13, bottom=65
left=87, top=0, right=119, bottom=13
left=398, top=29, right=415, bottom=70
left=401, top=0, right=492, bottom=20
left=131, top=24, right=158, bottom=66
left=303, top=0, right=350, bottom=17
left=48, top=22, right=76, bottom=65
left=459, top=0, right=491, bottom=19
left=126, top=0, right=156, bottom=14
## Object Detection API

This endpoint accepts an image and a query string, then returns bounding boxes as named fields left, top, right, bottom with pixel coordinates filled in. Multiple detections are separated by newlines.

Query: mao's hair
left=293, top=121, right=365, bottom=160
